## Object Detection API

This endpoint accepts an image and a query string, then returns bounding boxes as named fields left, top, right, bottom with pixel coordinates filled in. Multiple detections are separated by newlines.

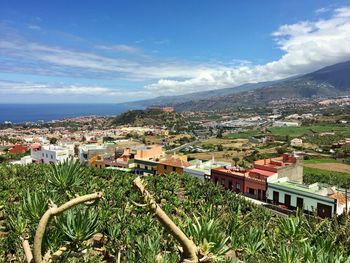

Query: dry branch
left=21, top=237, right=33, bottom=263
left=33, top=192, right=103, bottom=263
left=133, top=177, right=198, bottom=262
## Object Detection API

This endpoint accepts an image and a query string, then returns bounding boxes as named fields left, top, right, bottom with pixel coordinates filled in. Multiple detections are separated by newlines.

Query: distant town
left=1, top=101, right=350, bottom=219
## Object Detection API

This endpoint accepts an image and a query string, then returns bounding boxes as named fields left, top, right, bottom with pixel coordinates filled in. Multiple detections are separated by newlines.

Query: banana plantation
left=1, top=160, right=350, bottom=262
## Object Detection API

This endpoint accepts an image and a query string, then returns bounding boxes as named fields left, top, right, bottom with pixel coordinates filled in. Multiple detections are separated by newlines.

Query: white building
left=273, top=121, right=300, bottom=127
left=79, top=143, right=116, bottom=165
left=267, top=177, right=350, bottom=218
left=10, top=156, right=33, bottom=165
left=184, top=159, right=231, bottom=180
left=31, top=145, right=69, bottom=164
left=290, top=138, right=303, bottom=147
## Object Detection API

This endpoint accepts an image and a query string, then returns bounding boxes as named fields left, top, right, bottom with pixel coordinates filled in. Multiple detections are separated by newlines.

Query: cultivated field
left=305, top=163, right=350, bottom=173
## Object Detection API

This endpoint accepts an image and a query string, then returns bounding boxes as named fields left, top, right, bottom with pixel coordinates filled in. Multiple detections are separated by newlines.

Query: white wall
left=183, top=168, right=206, bottom=180
left=267, top=184, right=336, bottom=216
left=41, top=147, right=69, bottom=164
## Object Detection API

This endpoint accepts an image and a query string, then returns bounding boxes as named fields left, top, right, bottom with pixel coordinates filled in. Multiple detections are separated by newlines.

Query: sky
left=1, top=0, right=350, bottom=103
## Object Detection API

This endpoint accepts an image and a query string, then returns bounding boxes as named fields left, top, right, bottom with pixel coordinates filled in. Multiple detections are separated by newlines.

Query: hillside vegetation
left=123, top=60, right=350, bottom=112
left=1, top=162, right=350, bottom=262
left=110, top=109, right=181, bottom=127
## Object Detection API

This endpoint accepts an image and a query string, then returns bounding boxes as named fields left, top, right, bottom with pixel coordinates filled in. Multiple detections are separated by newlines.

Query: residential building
left=210, top=153, right=303, bottom=201
left=8, top=144, right=28, bottom=154
left=267, top=177, right=350, bottom=218
left=31, top=145, right=69, bottom=164
left=211, top=166, right=248, bottom=194
left=79, top=143, right=116, bottom=165
left=253, top=153, right=304, bottom=183
left=273, top=121, right=300, bottom=127
left=147, top=106, right=174, bottom=112
left=10, top=156, right=33, bottom=165
left=290, top=138, right=303, bottom=147
left=88, top=155, right=106, bottom=169
left=120, top=145, right=163, bottom=160
left=132, top=159, right=159, bottom=175
left=184, top=159, right=230, bottom=180
left=30, top=143, right=42, bottom=161
left=157, top=156, right=191, bottom=175
left=245, top=168, right=278, bottom=200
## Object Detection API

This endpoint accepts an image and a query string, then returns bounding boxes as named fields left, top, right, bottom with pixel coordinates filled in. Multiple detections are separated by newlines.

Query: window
left=42, top=153, right=44, bottom=157
left=51, top=154, right=53, bottom=159
left=228, top=181, right=232, bottom=189
left=46, top=154, right=48, bottom=158
left=137, top=164, right=140, bottom=168
left=214, top=178, right=218, bottom=184
left=173, top=167, right=176, bottom=172
left=164, top=165, right=167, bottom=169
left=236, top=183, right=240, bottom=190
left=221, top=179, right=225, bottom=186
left=145, top=166, right=148, bottom=170
left=249, top=188, right=255, bottom=195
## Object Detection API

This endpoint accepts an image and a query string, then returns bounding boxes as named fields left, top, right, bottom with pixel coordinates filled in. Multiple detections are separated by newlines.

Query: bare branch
left=133, top=177, right=198, bottom=262
left=33, top=192, right=103, bottom=263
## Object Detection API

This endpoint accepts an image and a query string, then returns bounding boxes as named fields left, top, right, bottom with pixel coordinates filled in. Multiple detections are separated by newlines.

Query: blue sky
left=1, top=0, right=350, bottom=103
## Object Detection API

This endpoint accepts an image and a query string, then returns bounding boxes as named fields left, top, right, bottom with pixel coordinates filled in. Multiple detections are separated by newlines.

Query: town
left=1, top=105, right=350, bottom=219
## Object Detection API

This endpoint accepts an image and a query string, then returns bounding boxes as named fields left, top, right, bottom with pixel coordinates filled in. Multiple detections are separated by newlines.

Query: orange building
left=88, top=155, right=106, bottom=169
left=119, top=145, right=163, bottom=160
left=147, top=106, right=174, bottom=112
left=157, top=157, right=191, bottom=175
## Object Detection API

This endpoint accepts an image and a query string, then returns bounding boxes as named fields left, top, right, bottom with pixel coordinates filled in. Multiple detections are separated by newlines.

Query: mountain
left=121, top=60, right=350, bottom=112
left=120, top=79, right=282, bottom=108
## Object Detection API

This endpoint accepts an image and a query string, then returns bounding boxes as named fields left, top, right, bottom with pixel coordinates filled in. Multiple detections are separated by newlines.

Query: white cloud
left=95, top=44, right=141, bottom=53
left=0, top=80, right=119, bottom=96
left=0, top=80, right=153, bottom=102
left=144, top=6, right=350, bottom=96
left=315, top=7, right=330, bottom=14
left=28, top=24, right=41, bottom=30
left=1, top=7, right=350, bottom=100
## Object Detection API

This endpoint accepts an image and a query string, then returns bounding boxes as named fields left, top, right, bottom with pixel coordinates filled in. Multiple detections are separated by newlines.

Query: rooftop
left=160, top=157, right=191, bottom=168
left=249, top=168, right=276, bottom=177
left=212, top=166, right=249, bottom=177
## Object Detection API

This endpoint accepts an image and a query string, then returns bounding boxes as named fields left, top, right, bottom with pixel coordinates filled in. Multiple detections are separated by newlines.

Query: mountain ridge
left=120, top=60, right=350, bottom=111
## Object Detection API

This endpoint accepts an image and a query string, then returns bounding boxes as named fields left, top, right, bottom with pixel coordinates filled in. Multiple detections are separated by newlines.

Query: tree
left=232, top=157, right=240, bottom=165
left=49, top=137, right=58, bottom=145
left=216, top=129, right=223, bottom=138
left=217, top=145, right=224, bottom=151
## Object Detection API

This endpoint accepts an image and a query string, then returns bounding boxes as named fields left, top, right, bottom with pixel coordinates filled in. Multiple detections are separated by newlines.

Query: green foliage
left=226, top=130, right=259, bottom=139
left=2, top=161, right=350, bottom=262
left=304, top=167, right=350, bottom=187
left=56, top=207, right=99, bottom=245
left=47, top=158, right=84, bottom=194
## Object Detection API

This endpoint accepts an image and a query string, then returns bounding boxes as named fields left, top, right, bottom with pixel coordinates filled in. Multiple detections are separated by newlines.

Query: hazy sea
left=0, top=103, right=139, bottom=124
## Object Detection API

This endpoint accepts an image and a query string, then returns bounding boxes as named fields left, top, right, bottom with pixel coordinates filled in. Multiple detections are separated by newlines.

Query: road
left=165, top=139, right=200, bottom=154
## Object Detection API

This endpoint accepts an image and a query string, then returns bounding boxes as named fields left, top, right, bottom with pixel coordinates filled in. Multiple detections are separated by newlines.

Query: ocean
left=0, top=103, right=139, bottom=124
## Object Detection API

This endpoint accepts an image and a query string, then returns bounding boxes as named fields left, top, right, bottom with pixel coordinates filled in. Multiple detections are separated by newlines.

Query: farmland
left=267, top=124, right=350, bottom=138
left=2, top=161, right=350, bottom=262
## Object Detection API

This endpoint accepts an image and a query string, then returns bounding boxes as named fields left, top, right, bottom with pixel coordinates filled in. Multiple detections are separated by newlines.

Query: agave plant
left=21, top=189, right=47, bottom=222
left=47, top=158, right=84, bottom=195
left=56, top=207, right=99, bottom=247
left=186, top=215, right=230, bottom=261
